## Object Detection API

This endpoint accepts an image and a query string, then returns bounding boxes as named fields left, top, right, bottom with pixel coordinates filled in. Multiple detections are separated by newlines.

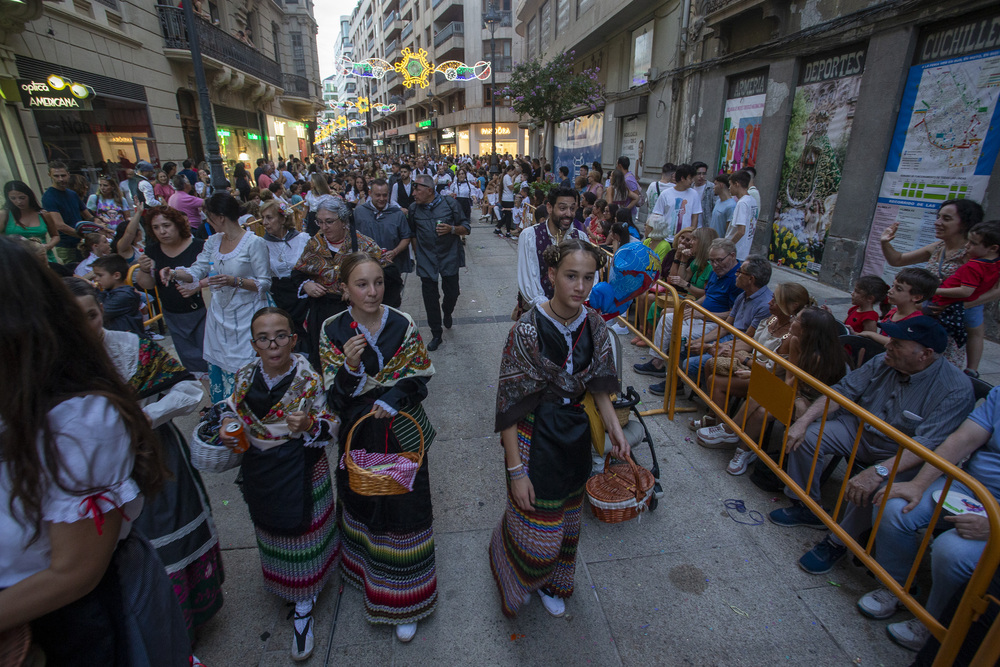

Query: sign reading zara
left=17, top=75, right=95, bottom=111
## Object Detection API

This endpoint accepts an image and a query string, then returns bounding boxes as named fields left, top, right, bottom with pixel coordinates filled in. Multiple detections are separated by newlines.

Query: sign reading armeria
left=799, top=46, right=867, bottom=84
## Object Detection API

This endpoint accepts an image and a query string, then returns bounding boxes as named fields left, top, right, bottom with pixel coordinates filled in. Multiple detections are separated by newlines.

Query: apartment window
left=483, top=38, right=512, bottom=71
left=539, top=2, right=551, bottom=55
left=484, top=84, right=510, bottom=106
left=272, top=23, right=281, bottom=63
left=208, top=2, right=220, bottom=24
left=556, top=0, right=569, bottom=37
left=527, top=17, right=537, bottom=59
left=577, top=0, right=593, bottom=18
left=291, top=33, right=307, bottom=76
left=482, top=0, right=511, bottom=9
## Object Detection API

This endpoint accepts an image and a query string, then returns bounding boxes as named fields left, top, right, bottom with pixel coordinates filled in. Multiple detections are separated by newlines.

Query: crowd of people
left=1, top=147, right=998, bottom=665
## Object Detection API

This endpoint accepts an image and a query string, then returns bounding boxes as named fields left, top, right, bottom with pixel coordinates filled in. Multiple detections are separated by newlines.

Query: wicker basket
left=0, top=625, right=29, bottom=667
left=190, top=420, right=243, bottom=474
left=612, top=391, right=639, bottom=428
left=345, top=411, right=425, bottom=496
left=586, top=454, right=654, bottom=523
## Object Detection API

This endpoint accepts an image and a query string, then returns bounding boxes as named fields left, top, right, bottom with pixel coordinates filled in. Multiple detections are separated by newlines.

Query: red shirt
left=932, top=256, right=1000, bottom=307
left=845, top=305, right=879, bottom=333
left=881, top=307, right=922, bottom=323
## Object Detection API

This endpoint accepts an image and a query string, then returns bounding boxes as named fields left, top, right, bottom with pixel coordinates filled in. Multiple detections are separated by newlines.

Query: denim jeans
left=873, top=476, right=988, bottom=617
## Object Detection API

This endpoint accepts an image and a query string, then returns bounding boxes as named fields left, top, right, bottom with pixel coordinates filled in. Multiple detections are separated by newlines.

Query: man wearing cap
left=768, top=316, right=974, bottom=575
left=408, top=173, right=470, bottom=351
left=134, top=161, right=157, bottom=207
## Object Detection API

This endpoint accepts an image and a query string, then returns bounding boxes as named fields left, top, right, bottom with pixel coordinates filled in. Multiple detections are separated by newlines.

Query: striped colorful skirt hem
left=488, top=482, right=586, bottom=618
left=338, top=505, right=438, bottom=625
left=169, top=543, right=225, bottom=640
left=254, top=456, right=338, bottom=602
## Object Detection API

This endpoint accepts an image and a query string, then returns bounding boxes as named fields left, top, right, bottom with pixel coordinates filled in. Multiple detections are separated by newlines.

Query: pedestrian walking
left=408, top=174, right=470, bottom=350
left=489, top=238, right=629, bottom=618
left=353, top=178, right=412, bottom=308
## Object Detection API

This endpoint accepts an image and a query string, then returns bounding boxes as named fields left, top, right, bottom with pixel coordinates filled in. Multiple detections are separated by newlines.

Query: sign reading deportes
left=17, top=75, right=95, bottom=111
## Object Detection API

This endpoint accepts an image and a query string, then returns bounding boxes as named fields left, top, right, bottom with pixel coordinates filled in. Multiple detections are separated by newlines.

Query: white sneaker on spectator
left=726, top=449, right=757, bottom=475
left=887, top=618, right=930, bottom=651
left=537, top=589, right=565, bottom=617
left=610, top=322, right=629, bottom=335
left=697, top=424, right=738, bottom=448
left=857, top=588, right=901, bottom=619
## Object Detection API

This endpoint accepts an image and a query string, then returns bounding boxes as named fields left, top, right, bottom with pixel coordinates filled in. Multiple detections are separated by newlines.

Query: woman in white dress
left=168, top=192, right=272, bottom=402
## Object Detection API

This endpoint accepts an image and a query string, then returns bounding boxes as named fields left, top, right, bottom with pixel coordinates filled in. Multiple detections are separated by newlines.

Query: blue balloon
left=589, top=242, right=661, bottom=317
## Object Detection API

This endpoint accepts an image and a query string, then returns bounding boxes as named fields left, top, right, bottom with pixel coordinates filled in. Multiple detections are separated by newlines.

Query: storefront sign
left=416, top=119, right=435, bottom=129
left=480, top=126, right=511, bottom=135
left=441, top=128, right=455, bottom=141
left=247, top=132, right=261, bottom=141
left=108, top=136, right=134, bottom=144
left=385, top=128, right=399, bottom=136
left=770, top=44, right=868, bottom=275
left=863, top=19, right=1000, bottom=281
left=915, top=13, right=1000, bottom=64
left=218, top=129, right=231, bottom=137
left=408, top=133, right=417, bottom=141
left=18, top=75, right=95, bottom=111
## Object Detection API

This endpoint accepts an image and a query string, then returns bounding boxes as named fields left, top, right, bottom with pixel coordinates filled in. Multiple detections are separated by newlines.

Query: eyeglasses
left=708, top=252, right=735, bottom=266
left=252, top=333, right=293, bottom=348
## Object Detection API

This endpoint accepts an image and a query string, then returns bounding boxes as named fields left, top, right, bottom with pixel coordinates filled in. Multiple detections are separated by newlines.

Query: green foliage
left=500, top=51, right=604, bottom=124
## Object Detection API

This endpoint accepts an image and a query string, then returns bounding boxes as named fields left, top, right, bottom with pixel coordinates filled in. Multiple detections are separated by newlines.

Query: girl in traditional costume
left=490, top=238, right=630, bottom=618
left=319, top=252, right=438, bottom=643
left=220, top=307, right=339, bottom=661
left=66, top=277, right=225, bottom=642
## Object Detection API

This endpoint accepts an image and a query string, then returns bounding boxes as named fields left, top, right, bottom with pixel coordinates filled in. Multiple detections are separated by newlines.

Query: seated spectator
left=633, top=238, right=741, bottom=387
left=658, top=255, right=774, bottom=397
left=859, top=385, right=1000, bottom=651
left=768, top=316, right=974, bottom=575
left=858, top=267, right=939, bottom=346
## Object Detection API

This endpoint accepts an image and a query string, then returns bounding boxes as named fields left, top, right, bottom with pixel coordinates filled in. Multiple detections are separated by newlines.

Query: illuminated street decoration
left=373, top=103, right=398, bottom=114
left=348, top=119, right=366, bottom=127
left=395, top=48, right=433, bottom=89
left=338, top=56, right=394, bottom=79
left=354, top=97, right=370, bottom=113
left=434, top=61, right=491, bottom=82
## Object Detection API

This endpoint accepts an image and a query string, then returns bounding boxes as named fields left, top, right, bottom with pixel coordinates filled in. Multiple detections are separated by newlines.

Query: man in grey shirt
left=408, top=174, right=470, bottom=351
left=768, top=316, right=974, bottom=574
left=354, top=178, right=412, bottom=308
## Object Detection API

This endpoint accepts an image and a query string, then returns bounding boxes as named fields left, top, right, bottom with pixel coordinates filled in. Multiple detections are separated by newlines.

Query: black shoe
left=427, top=336, right=443, bottom=351
left=443, top=313, right=453, bottom=329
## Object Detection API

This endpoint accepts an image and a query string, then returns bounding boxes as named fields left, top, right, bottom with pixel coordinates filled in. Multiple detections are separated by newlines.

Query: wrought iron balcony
left=434, top=21, right=464, bottom=47
left=282, top=73, right=316, bottom=100
left=157, top=6, right=282, bottom=88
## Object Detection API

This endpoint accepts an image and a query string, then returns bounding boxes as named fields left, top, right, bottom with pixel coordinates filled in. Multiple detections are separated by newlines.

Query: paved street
left=176, top=220, right=999, bottom=666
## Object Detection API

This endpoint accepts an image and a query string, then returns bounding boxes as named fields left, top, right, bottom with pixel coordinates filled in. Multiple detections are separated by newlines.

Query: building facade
left=0, top=0, right=323, bottom=193
left=514, top=0, right=1000, bottom=301
left=342, top=0, right=525, bottom=156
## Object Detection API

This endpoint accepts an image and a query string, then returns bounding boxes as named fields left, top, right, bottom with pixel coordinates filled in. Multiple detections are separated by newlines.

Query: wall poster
left=769, top=45, right=867, bottom=275
left=717, top=68, right=767, bottom=174
left=553, top=112, right=604, bottom=175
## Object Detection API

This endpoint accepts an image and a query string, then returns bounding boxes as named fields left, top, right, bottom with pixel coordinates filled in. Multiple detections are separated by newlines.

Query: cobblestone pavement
left=173, top=222, right=996, bottom=665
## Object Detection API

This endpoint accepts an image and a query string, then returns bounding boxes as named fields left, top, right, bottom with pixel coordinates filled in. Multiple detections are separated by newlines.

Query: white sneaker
left=857, top=588, right=901, bottom=619
left=886, top=618, right=930, bottom=651
left=610, top=322, right=629, bottom=335
left=395, top=622, right=417, bottom=642
left=697, top=424, right=739, bottom=449
left=726, top=449, right=757, bottom=476
left=537, top=589, right=565, bottom=617
left=290, top=613, right=314, bottom=661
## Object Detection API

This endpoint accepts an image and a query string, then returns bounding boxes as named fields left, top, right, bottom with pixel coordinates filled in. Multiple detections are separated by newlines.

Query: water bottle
left=208, top=260, right=220, bottom=292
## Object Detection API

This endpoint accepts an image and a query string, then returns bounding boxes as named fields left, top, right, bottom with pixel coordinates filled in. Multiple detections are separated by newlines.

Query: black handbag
left=238, top=440, right=323, bottom=536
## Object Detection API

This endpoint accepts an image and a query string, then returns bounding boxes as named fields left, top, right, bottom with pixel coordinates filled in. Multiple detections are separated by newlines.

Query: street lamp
left=483, top=0, right=502, bottom=175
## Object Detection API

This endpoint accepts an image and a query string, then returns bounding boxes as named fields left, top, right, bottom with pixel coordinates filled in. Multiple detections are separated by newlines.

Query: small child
left=846, top=275, right=889, bottom=333
left=858, top=267, right=939, bottom=345
left=925, top=221, right=1000, bottom=366
left=511, top=194, right=524, bottom=238
left=74, top=232, right=111, bottom=279
left=92, top=254, right=144, bottom=335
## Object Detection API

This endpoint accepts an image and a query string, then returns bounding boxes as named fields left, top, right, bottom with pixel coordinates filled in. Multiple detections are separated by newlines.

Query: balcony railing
left=282, top=73, right=315, bottom=99
left=404, top=88, right=415, bottom=99
left=385, top=39, right=400, bottom=56
left=483, top=10, right=513, bottom=28
left=365, top=15, right=373, bottom=29
left=383, top=11, right=398, bottom=31
left=401, top=22, right=413, bottom=41
left=434, top=21, right=463, bottom=47
left=157, top=6, right=282, bottom=88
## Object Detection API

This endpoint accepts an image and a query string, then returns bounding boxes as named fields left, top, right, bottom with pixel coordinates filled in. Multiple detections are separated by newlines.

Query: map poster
left=553, top=112, right=604, bottom=177
left=770, top=45, right=867, bottom=275
left=862, top=43, right=1000, bottom=281
left=717, top=68, right=767, bottom=174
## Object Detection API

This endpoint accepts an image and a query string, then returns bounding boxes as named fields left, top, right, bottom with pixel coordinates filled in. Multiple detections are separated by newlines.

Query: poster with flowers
left=769, top=45, right=867, bottom=274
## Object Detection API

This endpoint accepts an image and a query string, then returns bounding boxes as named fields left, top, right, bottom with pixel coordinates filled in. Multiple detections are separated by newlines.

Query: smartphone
left=297, top=398, right=314, bottom=415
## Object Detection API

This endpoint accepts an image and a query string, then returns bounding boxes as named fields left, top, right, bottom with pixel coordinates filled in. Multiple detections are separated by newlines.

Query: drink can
left=225, top=421, right=251, bottom=453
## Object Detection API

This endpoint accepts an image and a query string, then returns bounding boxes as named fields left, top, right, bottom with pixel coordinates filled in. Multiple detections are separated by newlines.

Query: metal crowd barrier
left=596, top=246, right=999, bottom=664
left=125, top=263, right=165, bottom=330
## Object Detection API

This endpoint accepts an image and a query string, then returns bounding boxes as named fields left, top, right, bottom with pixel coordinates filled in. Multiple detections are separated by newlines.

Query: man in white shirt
left=645, top=162, right=676, bottom=216
left=390, top=164, right=416, bottom=210
left=649, top=163, right=702, bottom=242
left=692, top=161, right=715, bottom=221
left=727, top=169, right=759, bottom=260
left=516, top=186, right=589, bottom=313
left=745, top=166, right=761, bottom=212
left=413, top=157, right=433, bottom=177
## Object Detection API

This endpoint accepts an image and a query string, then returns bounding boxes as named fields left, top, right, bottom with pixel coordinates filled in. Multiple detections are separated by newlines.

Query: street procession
left=2, top=0, right=1000, bottom=664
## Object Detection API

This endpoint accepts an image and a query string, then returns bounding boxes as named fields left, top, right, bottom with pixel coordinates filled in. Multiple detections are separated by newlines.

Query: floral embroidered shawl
left=293, top=230, right=383, bottom=291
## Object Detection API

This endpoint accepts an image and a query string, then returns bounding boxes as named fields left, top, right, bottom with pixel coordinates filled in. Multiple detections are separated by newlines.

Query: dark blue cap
left=879, top=315, right=948, bottom=353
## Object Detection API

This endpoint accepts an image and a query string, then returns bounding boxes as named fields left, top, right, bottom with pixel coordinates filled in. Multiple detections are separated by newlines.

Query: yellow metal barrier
left=665, top=298, right=1000, bottom=666
left=126, top=264, right=164, bottom=330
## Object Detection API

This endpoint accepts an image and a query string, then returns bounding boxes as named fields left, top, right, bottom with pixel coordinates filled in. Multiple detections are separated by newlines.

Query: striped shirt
left=831, top=354, right=974, bottom=450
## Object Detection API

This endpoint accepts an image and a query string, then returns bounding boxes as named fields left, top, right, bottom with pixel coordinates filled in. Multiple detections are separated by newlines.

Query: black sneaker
left=443, top=313, right=453, bottom=329
left=427, top=336, right=443, bottom=351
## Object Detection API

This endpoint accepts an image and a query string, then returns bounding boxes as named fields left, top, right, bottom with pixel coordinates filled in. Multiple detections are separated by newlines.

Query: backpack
left=647, top=182, right=663, bottom=212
